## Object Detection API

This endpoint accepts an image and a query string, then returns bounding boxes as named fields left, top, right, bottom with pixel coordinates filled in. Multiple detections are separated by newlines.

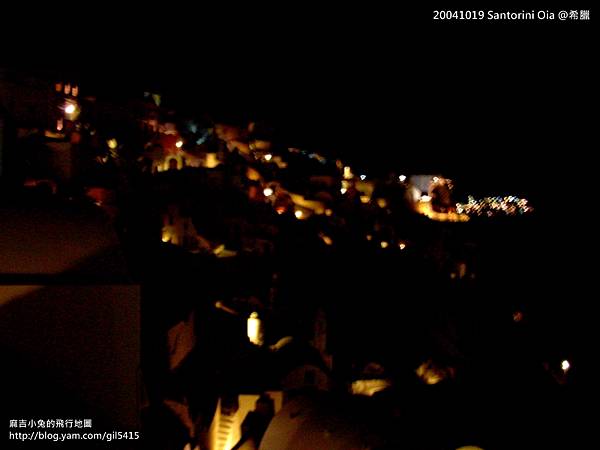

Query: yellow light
left=340, top=188, right=347, bottom=195
left=416, top=361, right=445, bottom=385
left=351, top=379, right=391, bottom=396
left=294, top=210, right=303, bottom=219
left=399, top=242, right=406, bottom=250
left=561, top=360, right=570, bottom=372
left=380, top=241, right=389, bottom=249
left=343, top=166, right=353, bottom=179
left=107, top=138, right=118, bottom=149
left=325, top=209, right=333, bottom=216
left=376, top=198, right=387, bottom=208
left=264, top=153, right=272, bottom=161
left=176, top=140, right=183, bottom=148
left=263, top=187, right=273, bottom=197
left=319, top=233, right=333, bottom=246
left=64, top=104, right=76, bottom=114
left=247, top=312, right=263, bottom=346
left=360, top=195, right=370, bottom=204
left=366, top=234, right=372, bottom=241
left=161, top=230, right=170, bottom=243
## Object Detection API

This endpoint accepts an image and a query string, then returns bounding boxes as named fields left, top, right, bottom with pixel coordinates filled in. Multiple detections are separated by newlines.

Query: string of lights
left=456, top=195, right=533, bottom=217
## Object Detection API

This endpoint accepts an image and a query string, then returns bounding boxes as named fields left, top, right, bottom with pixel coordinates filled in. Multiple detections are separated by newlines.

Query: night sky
left=4, top=7, right=594, bottom=203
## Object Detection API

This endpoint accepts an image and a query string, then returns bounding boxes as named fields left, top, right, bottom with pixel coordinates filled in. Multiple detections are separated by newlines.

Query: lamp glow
left=247, top=312, right=263, bottom=346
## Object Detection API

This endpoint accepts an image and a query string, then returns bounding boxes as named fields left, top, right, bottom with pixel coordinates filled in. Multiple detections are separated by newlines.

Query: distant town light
left=366, top=234, right=373, bottom=241
left=56, top=118, right=63, bottom=131
left=325, top=209, right=333, bottom=216
left=320, top=234, right=333, bottom=246
left=264, top=153, right=273, bottom=161
left=399, top=242, right=406, bottom=250
left=107, top=138, right=118, bottom=150
left=175, top=140, right=183, bottom=148
left=294, top=210, right=304, bottom=219
left=64, top=103, right=76, bottom=114
left=263, top=187, right=274, bottom=197
left=343, top=166, right=353, bottom=180
left=380, top=241, right=389, bottom=249
left=360, top=174, right=366, bottom=181
left=561, top=360, right=570, bottom=372
left=351, top=379, right=392, bottom=396
left=399, top=175, right=407, bottom=182
left=340, top=188, right=347, bottom=195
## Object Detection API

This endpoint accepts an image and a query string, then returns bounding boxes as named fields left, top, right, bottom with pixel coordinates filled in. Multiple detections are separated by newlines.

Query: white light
left=294, top=210, right=303, bottom=219
left=399, top=242, right=406, bottom=250
left=421, top=195, right=432, bottom=202
left=360, top=174, right=366, bottom=181
left=64, top=104, right=76, bottom=114
left=247, top=312, right=263, bottom=346
left=433, top=176, right=440, bottom=183
left=399, top=175, right=407, bottom=182
left=175, top=140, right=183, bottom=148
left=340, top=188, right=347, bottom=195
left=263, top=187, right=273, bottom=197
left=561, top=360, right=570, bottom=372
left=264, top=153, right=272, bottom=161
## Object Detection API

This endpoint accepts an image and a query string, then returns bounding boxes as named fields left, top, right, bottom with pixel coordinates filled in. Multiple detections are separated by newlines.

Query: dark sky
left=4, top=6, right=594, bottom=199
